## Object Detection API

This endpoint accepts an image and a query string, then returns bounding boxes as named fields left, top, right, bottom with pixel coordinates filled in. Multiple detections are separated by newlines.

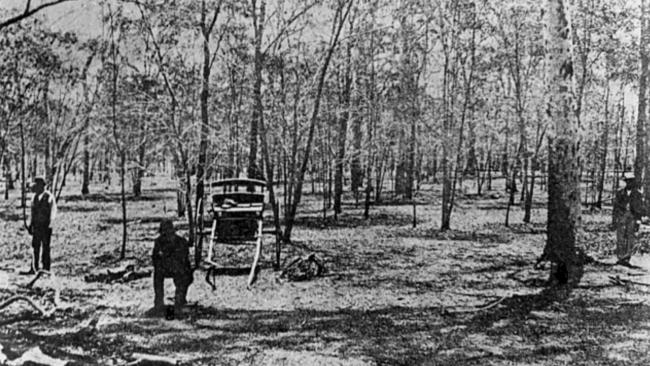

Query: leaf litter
left=0, top=183, right=649, bottom=365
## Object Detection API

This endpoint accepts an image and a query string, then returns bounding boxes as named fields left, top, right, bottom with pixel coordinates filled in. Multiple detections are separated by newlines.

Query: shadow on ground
left=292, top=211, right=414, bottom=230
left=4, top=291, right=648, bottom=366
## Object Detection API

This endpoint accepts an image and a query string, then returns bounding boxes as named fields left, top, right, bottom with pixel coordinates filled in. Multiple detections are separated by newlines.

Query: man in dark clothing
left=27, top=177, right=57, bottom=273
left=149, top=219, right=193, bottom=318
left=612, top=172, right=645, bottom=266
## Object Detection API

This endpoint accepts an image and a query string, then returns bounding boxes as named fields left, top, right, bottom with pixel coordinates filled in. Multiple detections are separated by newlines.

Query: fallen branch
left=125, top=353, right=179, bottom=365
left=609, top=275, right=650, bottom=288
left=448, top=294, right=509, bottom=314
left=84, top=265, right=151, bottom=284
left=6, top=346, right=68, bottom=366
left=448, top=291, right=502, bottom=299
left=0, top=295, right=55, bottom=317
left=0, top=343, right=7, bottom=364
left=25, top=270, right=52, bottom=288
left=280, top=253, right=325, bottom=282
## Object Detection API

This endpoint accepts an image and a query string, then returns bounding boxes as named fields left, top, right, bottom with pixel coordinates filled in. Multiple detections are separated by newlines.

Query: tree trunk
left=20, top=119, right=27, bottom=225
left=81, top=134, right=90, bottom=195
left=543, top=0, right=583, bottom=286
left=334, top=41, right=353, bottom=217
left=248, top=0, right=265, bottom=179
left=637, top=0, right=649, bottom=186
left=133, top=122, right=145, bottom=198
left=641, top=0, right=650, bottom=210
left=596, top=81, right=610, bottom=208
left=282, top=0, right=353, bottom=242
left=364, top=26, right=376, bottom=220
left=195, top=0, right=223, bottom=268
left=119, top=152, right=127, bottom=259
left=108, top=7, right=128, bottom=259
left=351, top=103, right=363, bottom=203
left=523, top=163, right=536, bottom=223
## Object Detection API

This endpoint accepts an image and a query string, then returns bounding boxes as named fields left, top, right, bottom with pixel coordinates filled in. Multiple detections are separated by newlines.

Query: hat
left=32, top=177, right=47, bottom=185
left=623, top=172, right=636, bottom=181
left=159, top=219, right=175, bottom=234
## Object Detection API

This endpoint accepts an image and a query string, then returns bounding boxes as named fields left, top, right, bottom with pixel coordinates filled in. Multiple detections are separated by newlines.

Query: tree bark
left=248, top=0, right=266, bottom=179
left=351, top=98, right=363, bottom=203
left=81, top=134, right=90, bottom=195
left=595, top=81, right=610, bottom=208
left=543, top=0, right=583, bottom=286
left=641, top=0, right=650, bottom=210
left=637, top=0, right=649, bottom=186
left=334, top=38, right=353, bottom=217
left=107, top=5, right=128, bottom=259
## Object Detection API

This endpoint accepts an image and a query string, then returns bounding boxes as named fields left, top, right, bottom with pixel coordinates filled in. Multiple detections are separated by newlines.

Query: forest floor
left=1, top=177, right=649, bottom=365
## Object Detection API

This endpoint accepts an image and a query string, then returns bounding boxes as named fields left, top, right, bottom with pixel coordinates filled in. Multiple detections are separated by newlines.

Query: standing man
left=612, top=172, right=645, bottom=266
left=27, top=177, right=57, bottom=273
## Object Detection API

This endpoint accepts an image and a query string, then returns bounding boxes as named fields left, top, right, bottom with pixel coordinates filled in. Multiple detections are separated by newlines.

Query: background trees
left=0, top=0, right=647, bottom=272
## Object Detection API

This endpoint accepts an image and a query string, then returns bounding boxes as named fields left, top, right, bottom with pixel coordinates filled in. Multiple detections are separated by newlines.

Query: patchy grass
left=0, top=176, right=649, bottom=365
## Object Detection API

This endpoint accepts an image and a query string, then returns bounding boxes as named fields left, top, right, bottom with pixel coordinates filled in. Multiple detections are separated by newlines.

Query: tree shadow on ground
left=473, top=221, right=547, bottom=236
left=3, top=282, right=650, bottom=366
left=471, top=201, right=547, bottom=211
left=57, top=204, right=106, bottom=213
left=387, top=227, right=513, bottom=244
left=0, top=210, right=22, bottom=222
left=64, top=192, right=171, bottom=203
left=102, top=215, right=177, bottom=226
left=581, top=220, right=612, bottom=233
left=292, top=211, right=413, bottom=230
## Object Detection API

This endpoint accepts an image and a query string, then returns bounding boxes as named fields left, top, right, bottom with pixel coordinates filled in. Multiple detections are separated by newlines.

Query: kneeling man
left=149, top=219, right=193, bottom=318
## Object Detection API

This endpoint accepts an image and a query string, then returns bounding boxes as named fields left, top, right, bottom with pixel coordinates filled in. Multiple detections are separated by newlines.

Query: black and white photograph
left=1, top=0, right=649, bottom=364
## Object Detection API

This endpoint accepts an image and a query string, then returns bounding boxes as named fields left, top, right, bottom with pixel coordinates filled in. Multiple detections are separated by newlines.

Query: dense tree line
left=0, top=0, right=644, bottom=283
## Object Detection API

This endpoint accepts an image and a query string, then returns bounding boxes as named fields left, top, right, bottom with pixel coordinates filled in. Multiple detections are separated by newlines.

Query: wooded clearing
left=1, top=0, right=650, bottom=365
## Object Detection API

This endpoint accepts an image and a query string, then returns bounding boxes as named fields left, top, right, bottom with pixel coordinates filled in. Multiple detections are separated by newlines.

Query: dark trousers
left=32, top=226, right=52, bottom=271
left=153, top=270, right=193, bottom=310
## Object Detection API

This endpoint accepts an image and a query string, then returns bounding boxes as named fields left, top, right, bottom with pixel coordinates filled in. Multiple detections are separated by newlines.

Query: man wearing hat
left=27, top=177, right=57, bottom=273
left=148, top=219, right=193, bottom=318
left=612, top=172, right=645, bottom=266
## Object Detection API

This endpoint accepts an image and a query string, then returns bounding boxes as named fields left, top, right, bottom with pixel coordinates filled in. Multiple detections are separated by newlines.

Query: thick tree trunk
left=543, top=0, right=583, bottom=286
left=523, top=164, right=535, bottom=223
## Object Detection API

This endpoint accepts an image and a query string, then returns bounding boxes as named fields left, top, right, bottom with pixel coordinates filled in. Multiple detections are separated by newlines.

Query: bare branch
left=262, top=1, right=317, bottom=55
left=0, top=0, right=75, bottom=30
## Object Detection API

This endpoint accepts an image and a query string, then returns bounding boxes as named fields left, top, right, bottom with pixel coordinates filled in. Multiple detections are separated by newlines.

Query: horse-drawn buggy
left=200, top=178, right=271, bottom=288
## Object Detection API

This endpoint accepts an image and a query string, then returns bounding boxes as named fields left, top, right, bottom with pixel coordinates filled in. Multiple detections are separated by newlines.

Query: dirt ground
left=1, top=176, right=649, bottom=365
